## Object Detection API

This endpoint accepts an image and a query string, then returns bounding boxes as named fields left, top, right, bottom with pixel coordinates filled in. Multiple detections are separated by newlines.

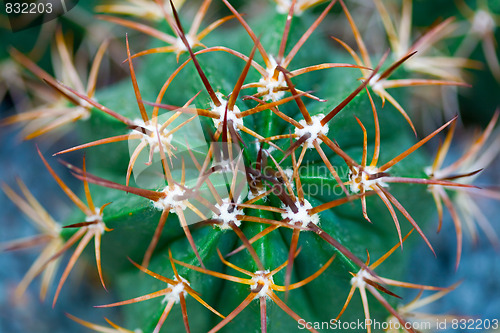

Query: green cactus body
left=3, top=1, right=499, bottom=333
left=51, top=4, right=436, bottom=333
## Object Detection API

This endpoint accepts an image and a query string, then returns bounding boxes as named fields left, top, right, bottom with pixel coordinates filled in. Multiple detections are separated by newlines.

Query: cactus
left=1, top=0, right=499, bottom=332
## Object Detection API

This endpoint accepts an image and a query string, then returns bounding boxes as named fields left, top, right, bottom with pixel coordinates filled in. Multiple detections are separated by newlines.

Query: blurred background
left=1, top=0, right=499, bottom=332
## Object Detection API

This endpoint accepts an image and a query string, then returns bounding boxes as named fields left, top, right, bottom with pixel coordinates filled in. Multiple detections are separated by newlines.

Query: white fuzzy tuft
left=294, top=114, right=329, bottom=146
left=210, top=92, right=244, bottom=129
left=257, top=56, right=287, bottom=101
left=472, top=10, right=495, bottom=36
left=275, top=0, right=304, bottom=16
left=131, top=118, right=173, bottom=153
left=152, top=184, right=187, bottom=212
left=348, top=165, right=388, bottom=193
left=174, top=35, right=194, bottom=52
left=85, top=207, right=106, bottom=234
left=368, top=73, right=384, bottom=94
left=163, top=275, right=189, bottom=304
left=350, top=269, right=371, bottom=288
left=251, top=270, right=273, bottom=299
left=281, top=199, right=319, bottom=228
left=213, top=198, right=243, bottom=230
